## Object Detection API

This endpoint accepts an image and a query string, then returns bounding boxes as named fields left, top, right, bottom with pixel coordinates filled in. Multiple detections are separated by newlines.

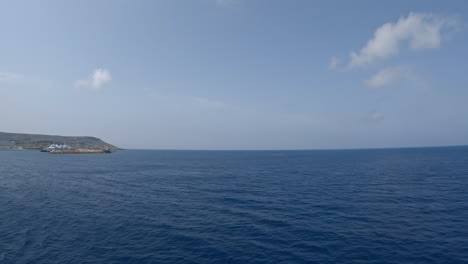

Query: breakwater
left=48, top=149, right=111, bottom=154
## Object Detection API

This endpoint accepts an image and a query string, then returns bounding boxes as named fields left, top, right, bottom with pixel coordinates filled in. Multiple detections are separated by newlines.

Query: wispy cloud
left=0, top=72, right=23, bottom=83
left=75, top=69, right=112, bottom=90
left=370, top=111, right=384, bottom=121
left=346, top=12, right=457, bottom=69
left=328, top=56, right=340, bottom=70
left=215, top=0, right=239, bottom=6
left=144, top=88, right=227, bottom=109
left=364, top=66, right=414, bottom=89
left=191, top=97, right=226, bottom=108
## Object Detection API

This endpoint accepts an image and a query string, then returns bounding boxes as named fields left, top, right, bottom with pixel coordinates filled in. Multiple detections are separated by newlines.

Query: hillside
left=0, top=132, right=119, bottom=150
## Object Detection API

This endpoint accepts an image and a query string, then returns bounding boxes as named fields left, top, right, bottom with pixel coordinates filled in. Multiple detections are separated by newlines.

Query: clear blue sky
left=1, top=0, right=467, bottom=150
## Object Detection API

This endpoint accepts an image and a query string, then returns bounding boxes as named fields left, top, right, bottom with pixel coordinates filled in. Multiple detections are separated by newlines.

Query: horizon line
left=121, top=144, right=468, bottom=152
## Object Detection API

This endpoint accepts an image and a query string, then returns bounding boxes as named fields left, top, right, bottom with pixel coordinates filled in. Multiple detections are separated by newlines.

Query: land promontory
left=0, top=132, right=119, bottom=150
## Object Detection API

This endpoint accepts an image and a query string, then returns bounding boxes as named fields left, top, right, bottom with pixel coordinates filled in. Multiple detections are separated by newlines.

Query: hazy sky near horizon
left=1, top=0, right=468, bottom=149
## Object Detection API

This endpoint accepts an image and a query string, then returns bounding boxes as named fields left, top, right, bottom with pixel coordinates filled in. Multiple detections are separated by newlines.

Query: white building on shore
left=47, top=144, right=72, bottom=152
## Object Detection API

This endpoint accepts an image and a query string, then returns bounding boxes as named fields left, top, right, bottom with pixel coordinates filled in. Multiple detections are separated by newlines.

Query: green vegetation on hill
left=0, top=132, right=119, bottom=150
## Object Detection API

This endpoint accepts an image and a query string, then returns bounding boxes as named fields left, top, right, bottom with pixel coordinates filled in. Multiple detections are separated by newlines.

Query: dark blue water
left=1, top=148, right=468, bottom=264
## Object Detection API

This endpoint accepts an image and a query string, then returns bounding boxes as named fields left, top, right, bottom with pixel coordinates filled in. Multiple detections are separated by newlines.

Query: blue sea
left=1, top=148, right=468, bottom=264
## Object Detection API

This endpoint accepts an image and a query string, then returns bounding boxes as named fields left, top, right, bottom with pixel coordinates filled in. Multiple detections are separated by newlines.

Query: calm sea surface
left=1, top=148, right=468, bottom=264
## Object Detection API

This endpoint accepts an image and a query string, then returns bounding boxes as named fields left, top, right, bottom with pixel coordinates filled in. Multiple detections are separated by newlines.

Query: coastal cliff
left=0, top=132, right=119, bottom=150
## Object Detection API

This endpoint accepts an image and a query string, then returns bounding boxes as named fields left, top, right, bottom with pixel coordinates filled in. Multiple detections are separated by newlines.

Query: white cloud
left=347, top=12, right=457, bottom=69
left=0, top=72, right=23, bottom=83
left=91, top=69, right=112, bottom=88
left=75, top=69, right=112, bottom=90
left=365, top=66, right=414, bottom=89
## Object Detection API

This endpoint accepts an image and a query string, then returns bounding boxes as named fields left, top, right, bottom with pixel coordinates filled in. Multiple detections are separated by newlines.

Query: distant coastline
left=0, top=132, right=119, bottom=151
